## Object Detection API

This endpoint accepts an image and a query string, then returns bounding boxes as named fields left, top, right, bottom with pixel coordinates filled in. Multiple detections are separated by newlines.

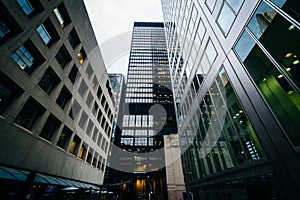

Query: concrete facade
left=0, top=0, right=114, bottom=185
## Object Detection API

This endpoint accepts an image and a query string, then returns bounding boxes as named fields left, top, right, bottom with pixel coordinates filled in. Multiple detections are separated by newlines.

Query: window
left=205, top=39, right=217, bottom=64
left=78, top=144, right=87, bottom=160
left=36, top=19, right=59, bottom=46
left=0, top=73, right=23, bottom=114
left=57, top=126, right=72, bottom=149
left=36, top=24, right=51, bottom=45
left=53, top=3, right=71, bottom=28
left=38, top=67, right=60, bottom=95
left=217, top=2, right=235, bottom=35
left=92, top=76, right=98, bottom=90
left=78, top=111, right=88, bottom=129
left=78, top=80, right=88, bottom=98
left=0, top=3, right=21, bottom=45
left=11, top=41, right=45, bottom=74
left=205, top=0, right=217, bottom=12
left=93, top=153, right=98, bottom=167
left=97, top=109, right=103, bottom=123
left=77, top=48, right=87, bottom=64
left=17, top=0, right=34, bottom=16
left=101, top=95, right=106, bottom=106
left=40, top=114, right=61, bottom=141
left=86, top=92, right=93, bottom=108
left=86, top=64, right=94, bottom=80
left=68, top=65, right=79, bottom=84
left=86, top=150, right=93, bottom=164
left=93, top=102, right=99, bottom=116
left=67, top=28, right=81, bottom=48
left=14, top=97, right=45, bottom=130
left=69, top=100, right=80, bottom=119
left=92, top=128, right=99, bottom=142
left=226, top=0, right=243, bottom=12
left=69, top=135, right=80, bottom=155
left=235, top=29, right=300, bottom=147
left=97, top=86, right=103, bottom=99
left=56, top=86, right=71, bottom=109
left=55, top=45, right=71, bottom=68
left=86, top=119, right=94, bottom=136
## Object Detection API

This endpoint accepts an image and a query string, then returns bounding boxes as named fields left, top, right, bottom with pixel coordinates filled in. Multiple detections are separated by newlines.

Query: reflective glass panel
left=217, top=2, right=236, bottom=35
left=235, top=30, right=300, bottom=146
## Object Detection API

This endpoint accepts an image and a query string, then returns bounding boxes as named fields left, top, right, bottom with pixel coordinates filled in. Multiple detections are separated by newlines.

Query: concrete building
left=105, top=22, right=185, bottom=200
left=0, top=0, right=114, bottom=196
left=161, top=0, right=300, bottom=199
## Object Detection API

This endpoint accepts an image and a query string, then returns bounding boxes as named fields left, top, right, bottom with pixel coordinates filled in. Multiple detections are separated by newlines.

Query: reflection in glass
left=217, top=2, right=235, bottom=35
left=226, top=0, right=244, bottom=12
left=184, top=68, right=265, bottom=179
left=235, top=30, right=300, bottom=146
left=247, top=1, right=300, bottom=89
left=205, top=0, right=217, bottom=12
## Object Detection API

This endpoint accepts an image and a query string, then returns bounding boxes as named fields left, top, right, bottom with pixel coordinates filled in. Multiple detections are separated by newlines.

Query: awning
left=0, top=166, right=99, bottom=190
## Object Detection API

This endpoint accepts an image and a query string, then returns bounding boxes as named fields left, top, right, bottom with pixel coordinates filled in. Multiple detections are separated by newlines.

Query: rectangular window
left=78, top=111, right=88, bottom=130
left=14, top=97, right=45, bottom=130
left=36, top=19, right=59, bottom=46
left=56, top=86, right=71, bottom=109
left=38, top=67, right=60, bottom=95
left=205, top=0, right=217, bottom=12
left=205, top=39, right=217, bottom=64
left=69, top=135, right=81, bottom=155
left=86, top=119, right=94, bottom=137
left=57, top=126, right=72, bottom=150
left=85, top=92, right=93, bottom=108
left=86, top=64, right=94, bottom=80
left=17, top=0, right=34, bottom=16
left=78, top=144, right=87, bottom=160
left=53, top=3, right=71, bottom=28
left=78, top=80, right=88, bottom=98
left=0, top=73, right=23, bottom=114
left=40, top=114, right=61, bottom=141
left=92, top=127, right=99, bottom=142
left=67, top=28, right=81, bottom=48
left=36, top=24, right=51, bottom=45
left=77, top=48, right=87, bottom=65
left=12, top=41, right=44, bottom=75
left=217, top=2, right=236, bottom=35
left=68, top=65, right=79, bottom=84
left=55, top=45, right=71, bottom=68
left=86, top=150, right=93, bottom=164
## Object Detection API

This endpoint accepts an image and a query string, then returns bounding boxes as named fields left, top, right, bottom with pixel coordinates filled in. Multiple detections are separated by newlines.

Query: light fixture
left=285, top=53, right=292, bottom=58
left=293, top=60, right=299, bottom=65
left=287, top=91, right=294, bottom=95
left=263, top=78, right=267, bottom=82
left=278, top=74, right=283, bottom=78
left=288, top=24, right=296, bottom=31
left=286, top=68, right=291, bottom=72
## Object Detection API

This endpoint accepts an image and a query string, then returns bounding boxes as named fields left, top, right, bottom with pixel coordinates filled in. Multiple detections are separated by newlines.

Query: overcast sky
left=83, top=0, right=163, bottom=74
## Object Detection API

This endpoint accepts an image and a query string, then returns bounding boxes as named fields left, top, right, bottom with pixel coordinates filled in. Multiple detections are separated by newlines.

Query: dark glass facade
left=105, top=22, right=181, bottom=200
left=161, top=0, right=300, bottom=199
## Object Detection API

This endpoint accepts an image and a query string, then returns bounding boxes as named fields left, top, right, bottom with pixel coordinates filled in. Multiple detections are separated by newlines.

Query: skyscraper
left=106, top=22, right=185, bottom=200
left=161, top=0, right=300, bottom=199
left=0, top=0, right=114, bottom=198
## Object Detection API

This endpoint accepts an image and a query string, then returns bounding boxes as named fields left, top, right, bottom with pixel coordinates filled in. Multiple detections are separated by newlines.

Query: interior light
left=278, top=74, right=283, bottom=78
left=286, top=68, right=291, bottom=72
left=288, top=24, right=296, bottom=31
left=293, top=60, right=299, bottom=65
left=285, top=53, right=292, bottom=58
left=77, top=52, right=84, bottom=64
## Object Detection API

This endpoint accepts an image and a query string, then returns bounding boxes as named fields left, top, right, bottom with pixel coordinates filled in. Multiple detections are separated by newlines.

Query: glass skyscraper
left=161, top=0, right=300, bottom=199
left=106, top=22, right=184, bottom=200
